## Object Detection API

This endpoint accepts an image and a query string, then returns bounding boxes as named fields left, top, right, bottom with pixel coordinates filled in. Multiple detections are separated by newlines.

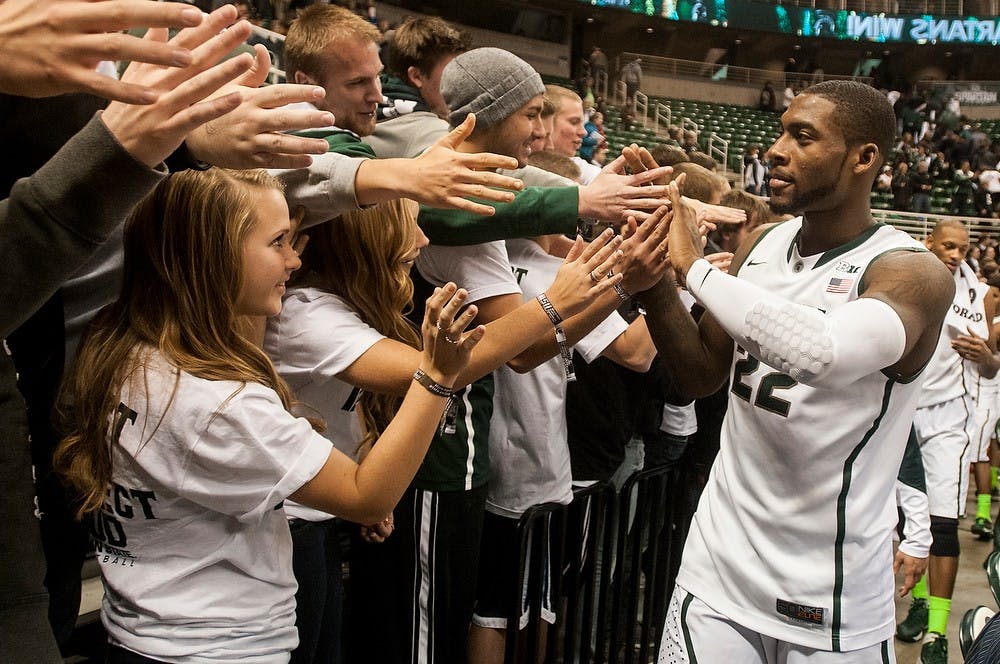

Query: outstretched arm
left=0, top=0, right=209, bottom=104
left=291, top=284, right=484, bottom=525
left=663, top=179, right=954, bottom=393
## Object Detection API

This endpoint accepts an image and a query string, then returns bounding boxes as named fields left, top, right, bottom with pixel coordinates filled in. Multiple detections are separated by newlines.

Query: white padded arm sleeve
left=896, top=479, right=931, bottom=559
left=685, top=258, right=907, bottom=390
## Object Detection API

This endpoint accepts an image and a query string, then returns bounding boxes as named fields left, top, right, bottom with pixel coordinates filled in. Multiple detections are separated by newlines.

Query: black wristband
left=536, top=293, right=563, bottom=325
left=413, top=369, right=454, bottom=397
left=164, top=141, right=212, bottom=172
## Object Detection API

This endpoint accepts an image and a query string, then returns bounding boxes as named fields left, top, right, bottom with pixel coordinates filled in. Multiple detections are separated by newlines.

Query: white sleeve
left=266, top=289, right=385, bottom=390
left=574, top=310, right=629, bottom=363
left=686, top=258, right=907, bottom=389
left=896, top=479, right=931, bottom=559
left=416, top=241, right=521, bottom=305
left=178, top=385, right=332, bottom=525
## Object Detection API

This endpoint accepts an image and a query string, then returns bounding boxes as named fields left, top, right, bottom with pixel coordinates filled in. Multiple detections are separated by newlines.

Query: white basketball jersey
left=677, top=218, right=927, bottom=652
left=922, top=261, right=988, bottom=407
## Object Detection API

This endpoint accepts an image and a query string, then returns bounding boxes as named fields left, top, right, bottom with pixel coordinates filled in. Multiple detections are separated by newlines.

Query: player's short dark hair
left=802, top=81, right=896, bottom=162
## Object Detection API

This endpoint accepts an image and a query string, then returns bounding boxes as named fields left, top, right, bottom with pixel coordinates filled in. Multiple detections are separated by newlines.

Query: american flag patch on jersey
left=826, top=277, right=853, bottom=293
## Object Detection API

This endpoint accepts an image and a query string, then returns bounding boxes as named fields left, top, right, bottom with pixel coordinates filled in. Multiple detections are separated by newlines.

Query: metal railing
left=635, top=92, right=650, bottom=128
left=615, top=80, right=629, bottom=108
left=706, top=133, right=731, bottom=174
left=651, top=103, right=673, bottom=136
left=501, top=466, right=690, bottom=664
left=873, top=208, right=999, bottom=239
left=614, top=53, right=872, bottom=90
left=596, top=70, right=609, bottom=101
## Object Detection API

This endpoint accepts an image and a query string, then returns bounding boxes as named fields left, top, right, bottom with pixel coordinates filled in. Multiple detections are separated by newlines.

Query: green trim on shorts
left=680, top=592, right=698, bottom=664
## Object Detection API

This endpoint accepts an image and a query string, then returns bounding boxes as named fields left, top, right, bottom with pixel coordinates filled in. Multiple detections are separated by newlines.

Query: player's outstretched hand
left=893, top=549, right=927, bottom=597
left=0, top=0, right=210, bottom=104
left=578, top=154, right=673, bottom=222
left=186, top=49, right=335, bottom=170
left=420, top=283, right=485, bottom=385
left=543, top=228, right=624, bottom=320
left=407, top=113, right=526, bottom=216
left=99, top=6, right=256, bottom=168
left=665, top=175, right=706, bottom=280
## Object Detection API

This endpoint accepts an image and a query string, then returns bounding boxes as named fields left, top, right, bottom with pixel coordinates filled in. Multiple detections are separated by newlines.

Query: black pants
left=348, top=484, right=487, bottom=664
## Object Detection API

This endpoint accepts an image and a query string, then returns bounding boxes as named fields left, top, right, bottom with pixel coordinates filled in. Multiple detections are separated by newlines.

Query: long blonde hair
left=295, top=198, right=422, bottom=451
left=56, top=169, right=300, bottom=517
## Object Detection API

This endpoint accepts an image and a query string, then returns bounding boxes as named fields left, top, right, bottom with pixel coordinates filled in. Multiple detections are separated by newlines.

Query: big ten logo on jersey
left=834, top=260, right=861, bottom=275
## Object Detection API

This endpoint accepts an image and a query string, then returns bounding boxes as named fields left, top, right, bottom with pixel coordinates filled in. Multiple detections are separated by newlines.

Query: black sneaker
left=896, top=597, right=928, bottom=643
left=972, top=517, right=995, bottom=541
left=919, top=632, right=947, bottom=664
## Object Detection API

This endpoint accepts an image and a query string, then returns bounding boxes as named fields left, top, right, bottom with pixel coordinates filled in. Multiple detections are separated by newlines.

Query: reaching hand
left=893, top=549, right=927, bottom=597
left=186, top=59, right=335, bottom=169
left=420, top=283, right=485, bottom=385
left=543, top=229, right=625, bottom=320
left=404, top=113, right=526, bottom=215
left=617, top=206, right=674, bottom=296
left=665, top=175, right=706, bottom=280
left=100, top=6, right=257, bottom=167
left=689, top=198, right=746, bottom=226
left=705, top=252, right=734, bottom=273
left=621, top=144, right=670, bottom=185
left=0, top=0, right=207, bottom=104
left=952, top=327, right=995, bottom=365
left=578, top=155, right=673, bottom=222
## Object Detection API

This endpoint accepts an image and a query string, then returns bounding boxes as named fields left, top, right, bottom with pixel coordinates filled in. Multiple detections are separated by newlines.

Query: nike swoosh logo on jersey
left=747, top=259, right=766, bottom=266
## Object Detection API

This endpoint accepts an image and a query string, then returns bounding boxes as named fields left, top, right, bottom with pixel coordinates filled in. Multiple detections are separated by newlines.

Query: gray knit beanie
left=441, top=47, right=545, bottom=130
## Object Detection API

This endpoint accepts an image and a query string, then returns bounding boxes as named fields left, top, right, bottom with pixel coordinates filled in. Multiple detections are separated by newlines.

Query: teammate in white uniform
left=53, top=169, right=484, bottom=664
left=636, top=81, right=953, bottom=663
left=896, top=220, right=999, bottom=663
left=960, top=283, right=1000, bottom=539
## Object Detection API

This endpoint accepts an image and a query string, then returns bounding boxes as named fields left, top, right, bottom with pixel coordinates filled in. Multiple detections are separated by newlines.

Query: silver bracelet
left=608, top=270, right=630, bottom=303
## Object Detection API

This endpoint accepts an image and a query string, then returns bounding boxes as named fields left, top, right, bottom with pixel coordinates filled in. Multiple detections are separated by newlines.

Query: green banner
left=586, top=0, right=1000, bottom=45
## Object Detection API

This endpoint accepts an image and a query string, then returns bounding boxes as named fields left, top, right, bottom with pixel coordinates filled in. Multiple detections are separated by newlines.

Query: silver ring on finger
left=443, top=333, right=459, bottom=344
left=589, top=270, right=601, bottom=284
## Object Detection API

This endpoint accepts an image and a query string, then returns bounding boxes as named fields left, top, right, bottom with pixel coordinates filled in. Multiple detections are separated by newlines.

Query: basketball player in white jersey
left=894, top=219, right=999, bottom=663
left=637, top=81, right=953, bottom=663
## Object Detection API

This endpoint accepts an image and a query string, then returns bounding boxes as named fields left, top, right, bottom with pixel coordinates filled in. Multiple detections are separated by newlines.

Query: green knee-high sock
left=912, top=574, right=928, bottom=600
left=979, top=493, right=993, bottom=520
left=927, top=595, right=952, bottom=635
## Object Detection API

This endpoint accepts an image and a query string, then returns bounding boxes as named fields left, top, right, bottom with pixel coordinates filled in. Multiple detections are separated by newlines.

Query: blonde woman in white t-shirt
left=54, top=168, right=485, bottom=664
